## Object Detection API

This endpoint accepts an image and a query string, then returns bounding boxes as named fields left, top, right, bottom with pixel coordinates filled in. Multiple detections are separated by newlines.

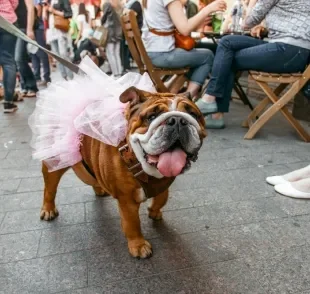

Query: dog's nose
left=166, top=116, right=188, bottom=128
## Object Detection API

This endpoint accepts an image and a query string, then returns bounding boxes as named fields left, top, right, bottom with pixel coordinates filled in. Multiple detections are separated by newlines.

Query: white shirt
left=142, top=0, right=176, bottom=52
left=76, top=14, right=93, bottom=40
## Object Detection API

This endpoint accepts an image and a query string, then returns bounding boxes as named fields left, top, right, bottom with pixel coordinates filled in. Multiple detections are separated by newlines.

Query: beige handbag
left=91, top=26, right=109, bottom=48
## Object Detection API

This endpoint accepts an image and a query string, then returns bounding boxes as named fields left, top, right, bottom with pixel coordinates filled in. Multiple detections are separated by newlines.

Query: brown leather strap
left=149, top=28, right=175, bottom=36
left=118, top=142, right=175, bottom=198
left=72, top=161, right=100, bottom=187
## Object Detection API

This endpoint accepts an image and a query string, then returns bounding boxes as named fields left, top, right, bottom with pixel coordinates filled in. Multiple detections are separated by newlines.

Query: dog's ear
left=182, top=92, right=192, bottom=101
left=120, top=87, right=147, bottom=106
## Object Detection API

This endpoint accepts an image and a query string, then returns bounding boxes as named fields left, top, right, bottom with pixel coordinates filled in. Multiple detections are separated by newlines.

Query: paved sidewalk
left=0, top=76, right=310, bottom=293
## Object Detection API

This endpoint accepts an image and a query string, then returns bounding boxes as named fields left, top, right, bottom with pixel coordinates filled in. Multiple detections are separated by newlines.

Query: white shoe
left=275, top=182, right=310, bottom=199
left=266, top=176, right=288, bottom=186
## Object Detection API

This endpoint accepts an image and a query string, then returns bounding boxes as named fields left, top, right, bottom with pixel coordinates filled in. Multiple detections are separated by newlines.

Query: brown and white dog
left=40, top=87, right=206, bottom=258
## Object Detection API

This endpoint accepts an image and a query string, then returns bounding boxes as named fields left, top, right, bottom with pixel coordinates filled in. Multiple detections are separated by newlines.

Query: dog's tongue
left=157, top=148, right=187, bottom=177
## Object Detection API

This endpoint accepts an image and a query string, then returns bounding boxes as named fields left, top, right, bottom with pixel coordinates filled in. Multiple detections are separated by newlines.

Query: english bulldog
left=41, top=87, right=206, bottom=258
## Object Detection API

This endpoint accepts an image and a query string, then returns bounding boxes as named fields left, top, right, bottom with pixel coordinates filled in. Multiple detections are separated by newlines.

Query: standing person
left=31, top=0, right=51, bottom=87
left=121, top=0, right=143, bottom=73
left=45, top=0, right=74, bottom=80
left=15, top=0, right=39, bottom=98
left=101, top=0, right=123, bottom=78
left=75, top=3, right=93, bottom=48
left=0, top=0, right=19, bottom=112
left=69, top=17, right=79, bottom=56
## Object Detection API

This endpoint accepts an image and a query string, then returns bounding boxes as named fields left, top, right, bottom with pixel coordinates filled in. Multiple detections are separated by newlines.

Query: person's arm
left=167, top=0, right=227, bottom=36
left=24, top=0, right=35, bottom=39
left=101, top=2, right=111, bottom=25
left=244, top=0, right=278, bottom=29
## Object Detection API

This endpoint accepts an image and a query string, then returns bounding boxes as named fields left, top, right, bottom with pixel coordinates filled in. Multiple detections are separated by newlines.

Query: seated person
left=142, top=0, right=226, bottom=98
left=73, top=38, right=106, bottom=67
left=195, top=0, right=310, bottom=129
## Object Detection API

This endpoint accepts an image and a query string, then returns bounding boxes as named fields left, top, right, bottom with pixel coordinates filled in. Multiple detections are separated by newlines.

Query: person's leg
left=198, top=35, right=266, bottom=114
left=15, top=30, right=38, bottom=95
left=114, top=41, right=123, bottom=76
left=148, top=48, right=214, bottom=97
left=35, top=29, right=51, bottom=83
left=0, top=28, right=18, bottom=112
left=58, top=37, right=74, bottom=80
left=106, top=42, right=118, bottom=76
left=50, top=39, right=67, bottom=79
left=31, top=52, right=41, bottom=81
left=216, top=41, right=310, bottom=113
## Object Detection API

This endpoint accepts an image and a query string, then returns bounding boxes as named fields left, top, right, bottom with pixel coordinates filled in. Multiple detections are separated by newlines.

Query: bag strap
left=141, top=5, right=175, bottom=36
left=0, top=15, right=85, bottom=75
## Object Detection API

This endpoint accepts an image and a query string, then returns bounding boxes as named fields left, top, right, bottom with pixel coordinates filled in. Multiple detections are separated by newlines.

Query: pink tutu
left=28, top=56, right=156, bottom=172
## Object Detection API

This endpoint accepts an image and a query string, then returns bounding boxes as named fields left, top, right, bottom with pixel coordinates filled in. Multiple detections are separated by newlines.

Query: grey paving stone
left=0, top=166, right=41, bottom=180
left=144, top=259, right=267, bottom=294
left=186, top=156, right=257, bottom=175
left=0, top=251, right=87, bottom=293
left=17, top=173, right=87, bottom=193
left=60, top=287, right=104, bottom=294
left=245, top=245, right=310, bottom=294
left=85, top=198, right=120, bottom=222
left=0, top=203, right=85, bottom=234
left=0, top=150, right=8, bottom=159
left=0, top=231, right=41, bottom=263
left=159, top=197, right=288, bottom=233
left=37, top=220, right=123, bottom=257
left=0, top=179, right=21, bottom=196
left=0, top=187, right=96, bottom=213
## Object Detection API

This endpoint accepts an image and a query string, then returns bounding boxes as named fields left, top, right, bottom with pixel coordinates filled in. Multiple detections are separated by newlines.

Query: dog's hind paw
left=128, top=239, right=153, bottom=259
left=40, top=207, right=59, bottom=221
left=148, top=208, right=163, bottom=220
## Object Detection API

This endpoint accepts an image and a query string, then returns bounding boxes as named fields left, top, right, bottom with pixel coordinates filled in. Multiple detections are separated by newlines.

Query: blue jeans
left=31, top=29, right=51, bottom=82
left=15, top=29, right=38, bottom=92
left=148, top=48, right=214, bottom=86
left=207, top=35, right=310, bottom=112
left=0, top=28, right=17, bottom=103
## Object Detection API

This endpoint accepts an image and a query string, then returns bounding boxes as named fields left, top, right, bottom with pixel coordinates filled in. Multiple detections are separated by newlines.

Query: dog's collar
left=118, top=142, right=175, bottom=199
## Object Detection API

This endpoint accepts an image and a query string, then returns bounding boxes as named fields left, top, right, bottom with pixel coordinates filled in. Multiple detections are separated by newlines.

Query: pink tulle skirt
left=28, top=56, right=156, bottom=171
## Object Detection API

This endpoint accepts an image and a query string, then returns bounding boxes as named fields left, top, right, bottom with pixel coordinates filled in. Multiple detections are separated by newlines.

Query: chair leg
left=242, top=84, right=288, bottom=128
left=244, top=81, right=310, bottom=142
left=169, top=75, right=187, bottom=94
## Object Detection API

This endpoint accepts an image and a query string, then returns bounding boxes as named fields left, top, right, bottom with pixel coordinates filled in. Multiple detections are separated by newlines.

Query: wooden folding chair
left=243, top=65, right=310, bottom=142
left=121, top=10, right=189, bottom=93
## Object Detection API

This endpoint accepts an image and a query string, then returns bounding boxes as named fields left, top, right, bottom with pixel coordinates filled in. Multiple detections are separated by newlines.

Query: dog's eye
left=189, top=112, right=198, bottom=119
left=147, top=114, right=157, bottom=122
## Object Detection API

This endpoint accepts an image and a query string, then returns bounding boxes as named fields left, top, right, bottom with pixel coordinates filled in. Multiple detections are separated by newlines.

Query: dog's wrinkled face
left=120, top=87, right=206, bottom=178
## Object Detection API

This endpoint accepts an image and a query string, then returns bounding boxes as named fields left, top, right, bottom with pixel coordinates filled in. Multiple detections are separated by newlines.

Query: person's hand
left=27, top=29, right=35, bottom=40
left=206, top=0, right=227, bottom=14
left=48, top=5, right=54, bottom=13
left=250, top=25, right=266, bottom=38
left=74, top=39, right=79, bottom=45
left=203, top=15, right=212, bottom=27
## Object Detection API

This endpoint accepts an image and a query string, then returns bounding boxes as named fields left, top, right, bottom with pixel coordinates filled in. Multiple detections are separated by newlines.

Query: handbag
left=174, top=30, right=196, bottom=51
left=143, top=10, right=196, bottom=51
left=54, top=15, right=70, bottom=32
left=91, top=26, right=109, bottom=48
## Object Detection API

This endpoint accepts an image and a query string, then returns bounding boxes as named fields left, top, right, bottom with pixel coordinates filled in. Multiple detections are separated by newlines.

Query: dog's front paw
left=128, top=239, right=153, bottom=259
left=92, top=186, right=110, bottom=197
left=40, top=205, right=59, bottom=221
left=148, top=207, right=163, bottom=220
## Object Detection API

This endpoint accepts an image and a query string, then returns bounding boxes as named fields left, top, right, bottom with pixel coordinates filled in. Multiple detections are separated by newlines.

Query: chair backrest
left=121, top=10, right=155, bottom=75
